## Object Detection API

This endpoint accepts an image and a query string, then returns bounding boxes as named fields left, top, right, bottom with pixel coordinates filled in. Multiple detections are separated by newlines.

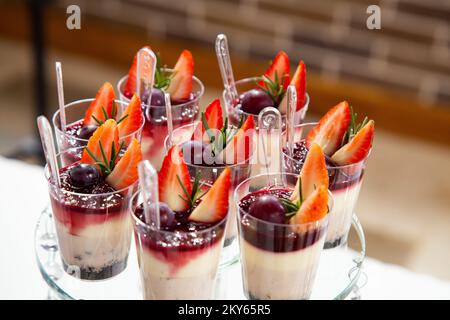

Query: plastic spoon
left=55, top=62, right=66, bottom=133
left=136, top=47, right=157, bottom=106
left=215, top=34, right=238, bottom=111
left=164, top=93, right=174, bottom=149
left=37, top=116, right=60, bottom=189
left=138, top=160, right=160, bottom=229
left=285, top=85, right=297, bottom=157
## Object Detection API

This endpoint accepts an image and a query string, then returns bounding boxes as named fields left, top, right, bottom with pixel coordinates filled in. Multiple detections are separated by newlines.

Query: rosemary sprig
left=85, top=141, right=125, bottom=175
left=257, top=72, right=288, bottom=106
left=154, top=52, right=172, bottom=90
left=177, top=172, right=207, bottom=210
left=91, top=102, right=129, bottom=126
left=341, top=105, right=369, bottom=147
left=279, top=177, right=304, bottom=221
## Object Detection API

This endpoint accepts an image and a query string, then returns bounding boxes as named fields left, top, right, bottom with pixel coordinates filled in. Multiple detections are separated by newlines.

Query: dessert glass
left=165, top=122, right=253, bottom=267
left=222, top=77, right=309, bottom=176
left=117, top=69, right=204, bottom=170
left=130, top=189, right=227, bottom=300
left=52, top=98, right=144, bottom=153
left=282, top=122, right=368, bottom=248
left=46, top=147, right=137, bottom=280
left=235, top=172, right=330, bottom=300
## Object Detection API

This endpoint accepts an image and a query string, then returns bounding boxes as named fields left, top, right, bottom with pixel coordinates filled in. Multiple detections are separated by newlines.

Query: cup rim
left=282, top=122, right=371, bottom=170
left=234, top=172, right=332, bottom=228
left=52, top=98, right=145, bottom=143
left=165, top=121, right=255, bottom=169
left=117, top=68, right=205, bottom=109
left=45, top=146, right=138, bottom=196
left=129, top=188, right=228, bottom=236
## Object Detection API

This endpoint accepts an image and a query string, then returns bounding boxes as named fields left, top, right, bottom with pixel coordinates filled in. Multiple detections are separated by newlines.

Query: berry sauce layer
left=284, top=140, right=364, bottom=191
left=238, top=188, right=326, bottom=253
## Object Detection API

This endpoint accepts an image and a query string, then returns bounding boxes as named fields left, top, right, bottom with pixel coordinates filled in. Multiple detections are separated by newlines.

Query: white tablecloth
left=0, top=156, right=449, bottom=300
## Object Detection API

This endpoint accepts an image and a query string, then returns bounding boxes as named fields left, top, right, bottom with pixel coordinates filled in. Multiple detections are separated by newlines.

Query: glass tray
left=35, top=206, right=367, bottom=300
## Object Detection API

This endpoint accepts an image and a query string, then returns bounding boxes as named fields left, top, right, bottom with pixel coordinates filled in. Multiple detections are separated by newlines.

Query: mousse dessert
left=47, top=119, right=142, bottom=280
left=118, top=47, right=204, bottom=169
left=132, top=145, right=231, bottom=299
left=236, top=143, right=330, bottom=300
left=53, top=82, right=144, bottom=153
left=167, top=99, right=255, bottom=265
left=283, top=101, right=375, bottom=247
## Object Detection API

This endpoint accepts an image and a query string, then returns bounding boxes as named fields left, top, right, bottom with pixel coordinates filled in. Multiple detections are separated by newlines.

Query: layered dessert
left=118, top=47, right=204, bottom=169
left=48, top=119, right=142, bottom=280
left=167, top=99, right=255, bottom=265
left=283, top=101, right=375, bottom=247
left=236, top=144, right=330, bottom=300
left=223, top=51, right=308, bottom=175
left=132, top=145, right=231, bottom=299
left=53, top=82, right=144, bottom=154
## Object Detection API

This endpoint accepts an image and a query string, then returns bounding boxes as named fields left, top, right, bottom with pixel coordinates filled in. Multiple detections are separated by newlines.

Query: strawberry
left=290, top=186, right=328, bottom=224
left=117, top=94, right=144, bottom=137
left=191, top=99, right=224, bottom=142
left=291, top=143, right=329, bottom=201
left=219, top=115, right=255, bottom=164
left=166, top=50, right=194, bottom=101
left=83, top=82, right=115, bottom=126
left=158, top=145, right=192, bottom=212
left=106, top=138, right=142, bottom=190
left=290, top=60, right=306, bottom=110
left=80, top=119, right=119, bottom=170
left=258, top=51, right=290, bottom=90
left=331, top=120, right=374, bottom=165
left=188, top=167, right=231, bottom=223
left=123, top=46, right=152, bottom=99
left=306, top=101, right=351, bottom=156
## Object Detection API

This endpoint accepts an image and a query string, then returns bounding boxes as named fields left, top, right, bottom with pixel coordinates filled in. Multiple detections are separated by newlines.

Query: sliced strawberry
left=80, top=119, right=119, bottom=168
left=219, top=115, right=255, bottom=164
left=106, top=138, right=142, bottom=190
left=331, top=120, right=374, bottom=165
left=291, top=143, right=329, bottom=201
left=117, top=94, right=144, bottom=137
left=158, top=145, right=192, bottom=212
left=188, top=167, right=231, bottom=223
left=258, top=51, right=290, bottom=90
left=166, top=50, right=194, bottom=101
left=191, top=99, right=224, bottom=142
left=123, top=46, right=152, bottom=99
left=290, top=185, right=328, bottom=224
left=83, top=82, right=115, bottom=126
left=306, top=101, right=351, bottom=156
left=278, top=60, right=306, bottom=114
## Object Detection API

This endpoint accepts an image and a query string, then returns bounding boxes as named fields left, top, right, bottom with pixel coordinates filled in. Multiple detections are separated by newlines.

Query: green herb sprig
left=257, top=72, right=288, bottom=106
left=85, top=141, right=125, bottom=175
left=177, top=172, right=207, bottom=211
left=154, top=53, right=173, bottom=90
left=341, top=105, right=369, bottom=147
left=279, top=178, right=305, bottom=221
left=91, top=102, right=129, bottom=126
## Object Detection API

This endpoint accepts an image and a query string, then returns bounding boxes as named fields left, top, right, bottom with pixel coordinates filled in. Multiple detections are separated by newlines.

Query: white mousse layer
left=137, top=241, right=222, bottom=300
left=240, top=235, right=325, bottom=300
left=326, top=181, right=362, bottom=244
left=54, top=215, right=132, bottom=273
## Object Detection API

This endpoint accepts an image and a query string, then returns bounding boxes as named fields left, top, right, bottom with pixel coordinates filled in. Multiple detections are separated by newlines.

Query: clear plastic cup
left=235, top=172, right=331, bottom=300
left=282, top=122, right=368, bottom=248
left=117, top=69, right=204, bottom=170
left=130, top=189, right=227, bottom=300
left=45, top=147, right=137, bottom=280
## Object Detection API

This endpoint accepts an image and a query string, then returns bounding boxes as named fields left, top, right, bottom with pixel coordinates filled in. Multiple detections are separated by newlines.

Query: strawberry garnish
left=219, top=115, right=255, bottom=164
left=83, top=82, right=115, bottom=126
left=123, top=46, right=152, bottom=99
left=289, top=60, right=306, bottom=110
left=191, top=99, right=224, bottom=142
left=188, top=167, right=231, bottom=223
left=166, top=50, right=194, bottom=101
left=331, top=120, right=374, bottom=165
left=306, top=101, right=351, bottom=156
left=80, top=119, right=120, bottom=172
left=117, top=94, right=144, bottom=137
left=258, top=51, right=290, bottom=90
left=291, top=143, right=329, bottom=201
left=158, top=145, right=192, bottom=212
left=290, top=186, right=328, bottom=224
left=106, top=138, right=142, bottom=190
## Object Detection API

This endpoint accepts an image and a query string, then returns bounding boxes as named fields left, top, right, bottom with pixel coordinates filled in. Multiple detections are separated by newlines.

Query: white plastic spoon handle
left=55, top=62, right=66, bottom=132
left=37, top=116, right=60, bottom=189
left=215, top=34, right=238, bottom=104
left=286, top=85, right=297, bottom=156
left=138, top=160, right=160, bottom=229
left=258, top=107, right=283, bottom=179
left=136, top=47, right=157, bottom=106
left=165, top=93, right=174, bottom=149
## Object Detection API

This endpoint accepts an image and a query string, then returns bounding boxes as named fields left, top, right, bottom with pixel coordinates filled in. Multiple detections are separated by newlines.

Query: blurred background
left=0, top=0, right=449, bottom=280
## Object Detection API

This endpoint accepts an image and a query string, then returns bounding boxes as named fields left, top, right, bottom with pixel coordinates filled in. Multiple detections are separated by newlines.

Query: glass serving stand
left=35, top=206, right=367, bottom=300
